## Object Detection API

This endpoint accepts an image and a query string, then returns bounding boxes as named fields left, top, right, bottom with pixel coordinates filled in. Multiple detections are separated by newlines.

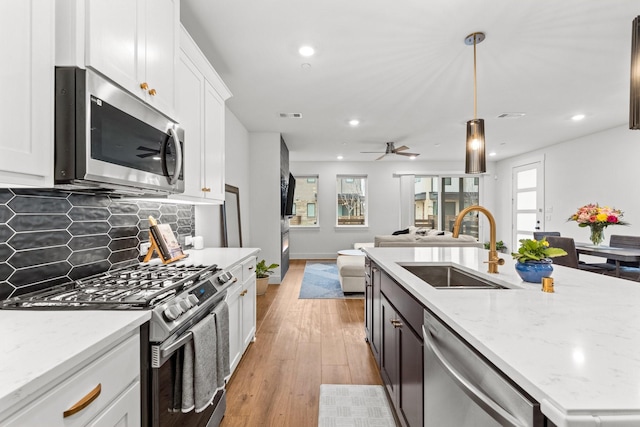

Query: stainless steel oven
left=150, top=291, right=228, bottom=427
left=54, top=66, right=184, bottom=195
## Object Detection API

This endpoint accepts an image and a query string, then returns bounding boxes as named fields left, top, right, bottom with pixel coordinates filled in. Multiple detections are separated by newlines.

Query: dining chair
left=545, top=236, right=612, bottom=273
left=533, top=231, right=560, bottom=241
left=598, top=235, right=640, bottom=280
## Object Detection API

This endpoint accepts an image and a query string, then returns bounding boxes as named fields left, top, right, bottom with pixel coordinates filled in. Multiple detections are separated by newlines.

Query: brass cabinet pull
left=248, top=266, right=254, bottom=270
left=201, top=187, right=211, bottom=192
left=148, top=88, right=157, bottom=96
left=390, top=319, right=403, bottom=328
left=63, top=383, right=102, bottom=418
left=140, top=82, right=149, bottom=90
left=240, top=290, right=248, bottom=296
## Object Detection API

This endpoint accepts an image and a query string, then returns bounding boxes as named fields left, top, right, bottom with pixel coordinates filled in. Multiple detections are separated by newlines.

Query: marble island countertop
left=364, top=246, right=640, bottom=427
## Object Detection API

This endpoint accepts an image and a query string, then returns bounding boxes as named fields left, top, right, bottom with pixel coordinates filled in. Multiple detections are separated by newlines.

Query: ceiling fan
left=361, top=142, right=420, bottom=161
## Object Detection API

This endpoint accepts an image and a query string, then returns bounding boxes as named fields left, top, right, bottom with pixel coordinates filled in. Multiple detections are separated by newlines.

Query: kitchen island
left=364, top=246, right=640, bottom=427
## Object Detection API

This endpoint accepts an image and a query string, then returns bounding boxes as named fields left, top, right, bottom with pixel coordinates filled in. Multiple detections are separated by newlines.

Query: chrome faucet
left=452, top=205, right=505, bottom=273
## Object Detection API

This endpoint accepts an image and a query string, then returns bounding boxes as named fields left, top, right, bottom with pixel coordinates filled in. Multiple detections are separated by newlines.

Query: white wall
left=248, top=132, right=282, bottom=282
left=289, top=160, right=497, bottom=259
left=494, top=124, right=640, bottom=249
left=196, top=108, right=252, bottom=248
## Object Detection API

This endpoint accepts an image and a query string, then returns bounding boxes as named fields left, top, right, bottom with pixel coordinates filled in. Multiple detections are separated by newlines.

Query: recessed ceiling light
left=337, top=155, right=344, bottom=160
left=301, top=63, right=312, bottom=69
left=349, top=119, right=360, bottom=126
left=279, top=113, right=303, bottom=118
left=434, top=143, right=441, bottom=147
left=409, top=156, right=417, bottom=160
left=489, top=152, right=497, bottom=157
left=572, top=114, right=586, bottom=121
left=299, top=46, right=315, bottom=57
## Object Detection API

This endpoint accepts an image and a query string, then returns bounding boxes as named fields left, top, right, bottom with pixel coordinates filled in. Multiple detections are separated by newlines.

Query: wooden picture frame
left=223, top=184, right=243, bottom=247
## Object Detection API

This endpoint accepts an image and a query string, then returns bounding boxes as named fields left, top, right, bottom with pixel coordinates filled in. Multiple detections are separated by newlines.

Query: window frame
left=289, top=174, right=319, bottom=227
left=336, top=174, right=368, bottom=227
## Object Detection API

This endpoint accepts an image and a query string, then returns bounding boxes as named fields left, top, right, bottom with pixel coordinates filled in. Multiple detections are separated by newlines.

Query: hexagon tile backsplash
left=0, top=189, right=195, bottom=300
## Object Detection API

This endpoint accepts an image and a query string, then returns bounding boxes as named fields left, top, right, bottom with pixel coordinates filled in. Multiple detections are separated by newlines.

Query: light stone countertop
left=0, top=310, right=151, bottom=417
left=363, top=246, right=640, bottom=427
left=0, top=247, right=260, bottom=419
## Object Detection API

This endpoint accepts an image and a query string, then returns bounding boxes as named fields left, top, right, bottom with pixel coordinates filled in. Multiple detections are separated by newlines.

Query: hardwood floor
left=221, top=259, right=382, bottom=427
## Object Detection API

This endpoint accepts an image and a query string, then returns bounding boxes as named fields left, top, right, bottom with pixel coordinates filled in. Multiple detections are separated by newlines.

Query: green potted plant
left=484, top=240, right=507, bottom=253
left=255, top=259, right=279, bottom=295
left=511, top=238, right=567, bottom=283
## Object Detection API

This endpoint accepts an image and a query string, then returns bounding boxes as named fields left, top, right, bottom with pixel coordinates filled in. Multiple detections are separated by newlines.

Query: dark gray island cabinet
left=366, top=258, right=423, bottom=427
left=365, top=256, right=556, bottom=427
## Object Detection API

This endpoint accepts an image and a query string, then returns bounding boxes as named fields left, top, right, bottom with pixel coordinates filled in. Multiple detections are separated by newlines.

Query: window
left=414, top=177, right=438, bottom=230
left=337, top=175, right=367, bottom=226
left=289, top=175, right=318, bottom=226
left=414, top=176, right=480, bottom=238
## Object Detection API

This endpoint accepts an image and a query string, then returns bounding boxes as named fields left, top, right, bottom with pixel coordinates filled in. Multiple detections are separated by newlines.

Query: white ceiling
left=180, top=0, right=639, bottom=163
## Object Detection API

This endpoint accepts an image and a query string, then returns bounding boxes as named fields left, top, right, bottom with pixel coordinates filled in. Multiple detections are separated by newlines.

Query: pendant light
left=631, top=16, right=640, bottom=130
left=465, top=32, right=486, bottom=174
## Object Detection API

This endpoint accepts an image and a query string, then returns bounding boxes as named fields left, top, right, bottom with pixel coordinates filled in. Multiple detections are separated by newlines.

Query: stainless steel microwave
left=54, top=67, right=184, bottom=195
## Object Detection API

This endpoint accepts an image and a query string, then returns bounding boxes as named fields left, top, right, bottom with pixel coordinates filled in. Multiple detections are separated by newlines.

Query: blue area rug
left=299, top=262, right=344, bottom=299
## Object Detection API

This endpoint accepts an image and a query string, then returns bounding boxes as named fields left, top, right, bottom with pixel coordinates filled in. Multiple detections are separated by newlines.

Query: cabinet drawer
left=242, top=257, right=256, bottom=280
left=4, top=333, right=140, bottom=427
left=380, top=272, right=424, bottom=336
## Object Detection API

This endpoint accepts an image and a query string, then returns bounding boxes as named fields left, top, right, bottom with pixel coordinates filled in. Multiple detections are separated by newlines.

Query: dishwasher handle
left=423, top=325, right=526, bottom=427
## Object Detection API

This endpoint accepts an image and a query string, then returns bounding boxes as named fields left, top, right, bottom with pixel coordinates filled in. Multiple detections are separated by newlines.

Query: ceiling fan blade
left=394, top=145, right=410, bottom=152
left=396, top=152, right=420, bottom=157
left=375, top=153, right=387, bottom=161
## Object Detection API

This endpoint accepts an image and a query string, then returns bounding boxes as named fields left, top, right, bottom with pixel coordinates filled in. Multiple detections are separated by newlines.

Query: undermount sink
left=401, top=265, right=511, bottom=290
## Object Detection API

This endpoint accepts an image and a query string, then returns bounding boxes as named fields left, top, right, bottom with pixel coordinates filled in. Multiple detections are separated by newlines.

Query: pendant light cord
left=473, top=35, right=478, bottom=120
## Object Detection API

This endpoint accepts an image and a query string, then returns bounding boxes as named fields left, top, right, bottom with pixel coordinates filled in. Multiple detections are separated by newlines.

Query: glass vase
left=589, top=225, right=605, bottom=246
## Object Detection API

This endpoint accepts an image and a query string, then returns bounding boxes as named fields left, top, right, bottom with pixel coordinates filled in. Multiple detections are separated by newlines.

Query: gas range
left=0, top=262, right=237, bottom=342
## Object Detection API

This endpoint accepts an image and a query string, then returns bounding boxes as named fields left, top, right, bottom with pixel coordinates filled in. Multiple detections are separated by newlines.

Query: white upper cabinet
left=171, top=26, right=231, bottom=204
left=0, top=0, right=54, bottom=187
left=86, top=0, right=178, bottom=118
left=203, top=80, right=226, bottom=201
left=55, top=0, right=179, bottom=119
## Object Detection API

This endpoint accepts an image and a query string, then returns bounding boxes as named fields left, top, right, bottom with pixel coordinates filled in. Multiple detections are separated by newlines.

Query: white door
left=512, top=161, right=544, bottom=250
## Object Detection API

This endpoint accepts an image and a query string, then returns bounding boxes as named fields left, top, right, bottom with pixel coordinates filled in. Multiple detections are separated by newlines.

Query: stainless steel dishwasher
left=423, top=310, right=544, bottom=426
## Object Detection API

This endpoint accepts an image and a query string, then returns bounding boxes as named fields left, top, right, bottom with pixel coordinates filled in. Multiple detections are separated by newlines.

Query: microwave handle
left=165, top=128, right=183, bottom=185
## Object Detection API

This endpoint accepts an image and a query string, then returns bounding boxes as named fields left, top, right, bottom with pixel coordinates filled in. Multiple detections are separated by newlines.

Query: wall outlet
left=139, top=242, right=151, bottom=256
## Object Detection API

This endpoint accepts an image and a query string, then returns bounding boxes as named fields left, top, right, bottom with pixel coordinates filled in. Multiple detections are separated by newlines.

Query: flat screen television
left=283, top=173, right=296, bottom=217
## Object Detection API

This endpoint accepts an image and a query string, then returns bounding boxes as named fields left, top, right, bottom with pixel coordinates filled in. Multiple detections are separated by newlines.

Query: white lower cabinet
left=85, top=382, right=140, bottom=427
left=2, top=332, right=141, bottom=427
left=227, top=256, right=257, bottom=375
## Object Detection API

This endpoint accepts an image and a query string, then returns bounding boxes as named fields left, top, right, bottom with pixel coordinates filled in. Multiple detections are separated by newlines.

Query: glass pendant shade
left=465, top=118, right=486, bottom=174
left=631, top=16, right=640, bottom=130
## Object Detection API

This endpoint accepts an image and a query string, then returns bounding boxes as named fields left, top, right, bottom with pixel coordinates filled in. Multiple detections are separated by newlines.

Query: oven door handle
left=160, top=330, right=193, bottom=360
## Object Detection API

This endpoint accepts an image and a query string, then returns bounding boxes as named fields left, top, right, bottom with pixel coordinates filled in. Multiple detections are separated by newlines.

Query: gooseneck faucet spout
left=452, top=205, right=505, bottom=273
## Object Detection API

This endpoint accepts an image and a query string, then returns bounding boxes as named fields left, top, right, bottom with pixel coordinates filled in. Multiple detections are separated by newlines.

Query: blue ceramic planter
left=515, top=260, right=553, bottom=283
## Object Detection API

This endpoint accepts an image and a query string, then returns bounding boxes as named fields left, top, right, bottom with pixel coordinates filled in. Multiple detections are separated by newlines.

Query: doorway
left=512, top=160, right=544, bottom=250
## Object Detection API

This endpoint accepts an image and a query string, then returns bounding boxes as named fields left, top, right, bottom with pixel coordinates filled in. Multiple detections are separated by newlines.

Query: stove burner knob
left=163, top=305, right=182, bottom=321
left=178, top=298, right=192, bottom=311
left=187, top=294, right=199, bottom=307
